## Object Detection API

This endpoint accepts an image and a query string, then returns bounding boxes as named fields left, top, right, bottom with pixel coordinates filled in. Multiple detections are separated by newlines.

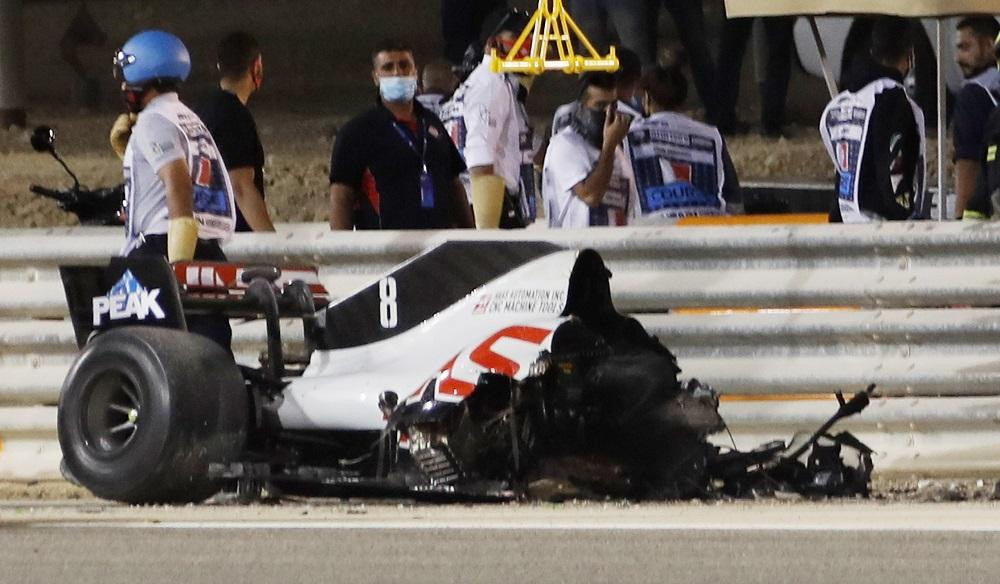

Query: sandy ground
left=0, top=108, right=952, bottom=229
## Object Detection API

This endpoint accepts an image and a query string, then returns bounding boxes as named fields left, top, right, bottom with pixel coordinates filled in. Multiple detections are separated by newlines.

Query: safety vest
left=123, top=94, right=235, bottom=248
left=819, top=78, right=927, bottom=223
left=624, top=111, right=726, bottom=222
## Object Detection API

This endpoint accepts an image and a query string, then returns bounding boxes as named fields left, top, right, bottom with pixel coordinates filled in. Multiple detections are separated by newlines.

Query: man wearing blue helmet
left=111, top=29, right=237, bottom=350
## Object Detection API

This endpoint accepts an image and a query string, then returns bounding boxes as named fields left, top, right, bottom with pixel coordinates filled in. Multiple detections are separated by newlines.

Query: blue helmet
left=114, top=30, right=191, bottom=87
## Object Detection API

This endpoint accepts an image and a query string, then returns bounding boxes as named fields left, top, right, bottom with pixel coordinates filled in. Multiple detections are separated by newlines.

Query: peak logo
left=92, top=270, right=165, bottom=326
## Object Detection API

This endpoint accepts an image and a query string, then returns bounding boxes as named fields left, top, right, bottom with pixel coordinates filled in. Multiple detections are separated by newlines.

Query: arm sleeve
left=869, top=88, right=914, bottom=220
left=966, top=159, right=993, bottom=218
left=953, top=85, right=996, bottom=161
left=328, top=117, right=366, bottom=188
left=462, top=75, right=509, bottom=169
left=133, top=114, right=187, bottom=173
left=212, top=108, right=258, bottom=170
left=543, top=133, right=593, bottom=202
left=720, top=140, right=742, bottom=207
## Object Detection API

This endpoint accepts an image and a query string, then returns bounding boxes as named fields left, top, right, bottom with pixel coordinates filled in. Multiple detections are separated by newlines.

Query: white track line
left=32, top=520, right=1000, bottom=533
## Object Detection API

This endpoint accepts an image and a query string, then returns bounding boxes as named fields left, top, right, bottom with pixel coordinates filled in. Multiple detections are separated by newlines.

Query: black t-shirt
left=329, top=101, right=466, bottom=230
left=966, top=106, right=1000, bottom=218
left=953, top=82, right=998, bottom=162
left=196, top=90, right=265, bottom=232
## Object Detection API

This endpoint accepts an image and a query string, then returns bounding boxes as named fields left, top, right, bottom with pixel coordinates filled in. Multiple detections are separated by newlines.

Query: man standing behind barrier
left=625, top=65, right=741, bottom=224
left=961, top=38, right=1000, bottom=220
left=416, top=60, right=459, bottom=119
left=819, top=17, right=927, bottom=223
left=109, top=30, right=236, bottom=349
left=544, top=73, right=633, bottom=227
left=329, top=40, right=473, bottom=230
left=442, top=10, right=537, bottom=229
left=550, top=48, right=643, bottom=138
left=197, top=31, right=275, bottom=232
left=952, top=17, right=1000, bottom=219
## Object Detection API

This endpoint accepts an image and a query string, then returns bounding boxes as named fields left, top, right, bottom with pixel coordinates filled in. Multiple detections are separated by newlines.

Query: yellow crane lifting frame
left=490, top=0, right=620, bottom=75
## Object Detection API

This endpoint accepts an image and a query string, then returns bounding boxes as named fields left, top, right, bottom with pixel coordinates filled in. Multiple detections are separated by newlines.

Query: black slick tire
left=57, top=326, right=248, bottom=504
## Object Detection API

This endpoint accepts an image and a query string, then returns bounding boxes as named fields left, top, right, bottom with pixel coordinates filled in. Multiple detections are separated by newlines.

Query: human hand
left=109, top=113, right=137, bottom=160
left=603, top=104, right=630, bottom=148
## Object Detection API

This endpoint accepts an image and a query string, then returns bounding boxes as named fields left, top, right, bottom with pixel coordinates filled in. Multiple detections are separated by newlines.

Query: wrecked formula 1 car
left=55, top=241, right=874, bottom=503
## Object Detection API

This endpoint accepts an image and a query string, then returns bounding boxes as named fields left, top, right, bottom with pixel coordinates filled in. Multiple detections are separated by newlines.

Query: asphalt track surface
left=3, top=501, right=1000, bottom=584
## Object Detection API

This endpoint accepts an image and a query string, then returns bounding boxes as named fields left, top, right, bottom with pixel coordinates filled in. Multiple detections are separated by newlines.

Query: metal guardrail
left=4, top=221, right=1000, bottom=480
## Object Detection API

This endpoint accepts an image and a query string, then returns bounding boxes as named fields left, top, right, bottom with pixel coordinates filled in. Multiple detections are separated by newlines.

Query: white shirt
left=459, top=55, right=531, bottom=194
left=416, top=92, right=447, bottom=119
left=543, top=127, right=632, bottom=228
left=551, top=102, right=575, bottom=137
left=122, top=93, right=235, bottom=253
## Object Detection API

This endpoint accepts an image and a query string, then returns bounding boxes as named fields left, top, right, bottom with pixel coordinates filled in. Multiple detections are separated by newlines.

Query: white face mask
left=379, top=76, right=418, bottom=103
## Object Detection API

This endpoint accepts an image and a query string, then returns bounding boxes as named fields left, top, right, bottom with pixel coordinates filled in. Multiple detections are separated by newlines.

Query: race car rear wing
left=60, top=256, right=329, bottom=349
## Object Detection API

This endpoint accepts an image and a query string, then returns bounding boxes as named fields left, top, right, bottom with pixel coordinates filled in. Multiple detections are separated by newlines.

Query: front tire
left=57, top=326, right=248, bottom=504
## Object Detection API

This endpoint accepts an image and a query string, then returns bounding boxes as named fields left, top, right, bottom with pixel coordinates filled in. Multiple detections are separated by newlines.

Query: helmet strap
left=122, top=86, right=148, bottom=113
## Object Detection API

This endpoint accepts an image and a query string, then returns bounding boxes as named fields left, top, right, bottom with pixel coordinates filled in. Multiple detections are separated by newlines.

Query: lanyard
left=391, top=119, right=428, bottom=171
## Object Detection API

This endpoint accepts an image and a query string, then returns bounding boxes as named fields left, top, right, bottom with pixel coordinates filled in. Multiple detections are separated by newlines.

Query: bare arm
left=452, top=177, right=474, bottom=228
left=954, top=159, right=980, bottom=219
left=229, top=167, right=276, bottom=231
left=329, top=183, right=356, bottom=230
left=157, top=158, right=194, bottom=219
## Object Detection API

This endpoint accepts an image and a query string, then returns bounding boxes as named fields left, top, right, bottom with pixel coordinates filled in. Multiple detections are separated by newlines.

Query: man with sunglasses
left=820, top=17, right=928, bottom=223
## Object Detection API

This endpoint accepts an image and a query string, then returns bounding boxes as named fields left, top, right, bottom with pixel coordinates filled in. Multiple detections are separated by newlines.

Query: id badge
left=419, top=169, right=435, bottom=209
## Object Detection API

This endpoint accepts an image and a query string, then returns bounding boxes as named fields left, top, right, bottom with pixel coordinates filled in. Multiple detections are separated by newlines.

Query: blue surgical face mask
left=379, top=76, right=417, bottom=103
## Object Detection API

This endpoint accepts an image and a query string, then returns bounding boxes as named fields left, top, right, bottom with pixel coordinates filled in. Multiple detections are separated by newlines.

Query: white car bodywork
left=276, top=250, right=580, bottom=431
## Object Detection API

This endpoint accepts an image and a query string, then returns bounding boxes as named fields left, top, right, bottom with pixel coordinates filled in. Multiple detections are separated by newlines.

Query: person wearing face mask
left=549, top=47, right=643, bottom=138
left=623, top=65, right=740, bottom=224
left=109, top=30, right=236, bottom=350
left=543, top=73, right=633, bottom=228
left=441, top=9, right=537, bottom=229
left=328, top=39, right=473, bottom=230
left=951, top=17, right=1000, bottom=219
left=195, top=31, right=275, bottom=232
left=820, top=17, right=928, bottom=223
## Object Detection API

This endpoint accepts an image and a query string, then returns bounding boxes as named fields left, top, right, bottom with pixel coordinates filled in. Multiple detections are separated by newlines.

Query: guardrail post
left=0, top=0, right=27, bottom=128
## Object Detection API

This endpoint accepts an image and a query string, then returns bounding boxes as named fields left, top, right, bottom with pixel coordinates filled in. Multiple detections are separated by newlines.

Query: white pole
left=808, top=16, right=839, bottom=98
left=936, top=20, right=947, bottom=221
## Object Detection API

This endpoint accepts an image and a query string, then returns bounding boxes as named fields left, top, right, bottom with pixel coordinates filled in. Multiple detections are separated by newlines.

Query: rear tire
left=57, top=326, right=248, bottom=504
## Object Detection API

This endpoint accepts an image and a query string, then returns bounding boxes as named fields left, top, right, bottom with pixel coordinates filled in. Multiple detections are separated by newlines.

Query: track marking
left=31, top=520, right=1000, bottom=533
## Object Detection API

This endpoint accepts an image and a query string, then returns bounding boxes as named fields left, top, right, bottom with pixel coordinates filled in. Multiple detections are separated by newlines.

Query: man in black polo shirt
left=329, top=39, right=474, bottom=230
left=197, top=31, right=275, bottom=232
left=952, top=16, right=1000, bottom=219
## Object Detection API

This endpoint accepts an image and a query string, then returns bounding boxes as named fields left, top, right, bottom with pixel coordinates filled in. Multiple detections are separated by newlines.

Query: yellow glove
left=109, top=113, right=137, bottom=160
left=470, top=174, right=506, bottom=229
left=962, top=210, right=987, bottom=221
left=167, top=217, right=199, bottom=263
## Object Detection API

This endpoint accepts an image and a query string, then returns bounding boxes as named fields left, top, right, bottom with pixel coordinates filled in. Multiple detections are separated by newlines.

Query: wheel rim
left=81, top=370, right=142, bottom=457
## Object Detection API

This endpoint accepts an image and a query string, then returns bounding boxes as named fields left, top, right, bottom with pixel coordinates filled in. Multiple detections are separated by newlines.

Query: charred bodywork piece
left=56, top=241, right=874, bottom=503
